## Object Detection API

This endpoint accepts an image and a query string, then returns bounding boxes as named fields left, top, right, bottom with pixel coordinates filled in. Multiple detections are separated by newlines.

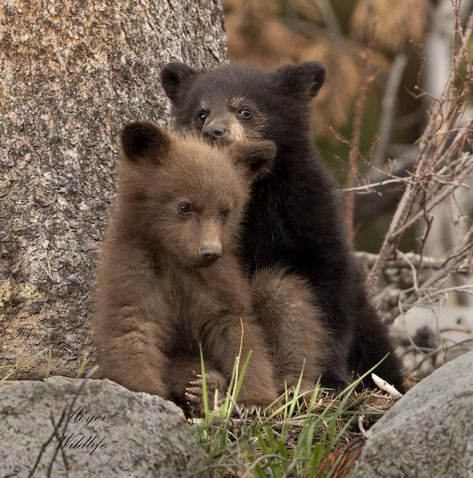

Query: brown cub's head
left=119, top=121, right=276, bottom=268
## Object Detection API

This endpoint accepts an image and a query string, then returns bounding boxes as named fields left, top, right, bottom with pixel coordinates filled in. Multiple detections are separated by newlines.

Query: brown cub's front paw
left=184, top=370, right=227, bottom=417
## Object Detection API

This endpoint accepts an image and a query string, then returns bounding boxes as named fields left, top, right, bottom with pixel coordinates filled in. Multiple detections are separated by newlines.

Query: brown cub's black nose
left=200, top=244, right=222, bottom=263
left=203, top=125, right=228, bottom=141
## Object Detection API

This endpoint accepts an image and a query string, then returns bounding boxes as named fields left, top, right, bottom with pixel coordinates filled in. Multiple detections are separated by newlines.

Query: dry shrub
left=351, top=0, right=429, bottom=52
left=300, top=42, right=390, bottom=134
left=223, top=0, right=391, bottom=134
left=224, top=0, right=310, bottom=66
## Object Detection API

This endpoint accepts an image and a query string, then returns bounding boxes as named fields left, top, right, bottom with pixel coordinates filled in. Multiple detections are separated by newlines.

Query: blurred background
left=222, top=0, right=473, bottom=375
left=222, top=0, right=473, bottom=253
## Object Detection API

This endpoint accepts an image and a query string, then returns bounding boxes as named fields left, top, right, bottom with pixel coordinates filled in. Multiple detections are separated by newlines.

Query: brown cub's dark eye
left=221, top=209, right=231, bottom=221
left=178, top=202, right=192, bottom=215
left=237, top=108, right=252, bottom=120
left=197, top=110, right=209, bottom=124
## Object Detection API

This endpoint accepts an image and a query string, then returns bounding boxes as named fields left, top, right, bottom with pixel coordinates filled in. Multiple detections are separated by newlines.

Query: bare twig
left=371, top=373, right=403, bottom=399
left=28, top=366, right=98, bottom=477
left=389, top=227, right=473, bottom=321
left=49, top=412, right=70, bottom=478
left=357, top=415, right=368, bottom=438
left=372, top=53, right=408, bottom=168
left=342, top=177, right=408, bottom=193
left=355, top=251, right=471, bottom=276
left=366, top=10, right=473, bottom=293
left=412, top=338, right=473, bottom=373
left=345, top=50, right=373, bottom=244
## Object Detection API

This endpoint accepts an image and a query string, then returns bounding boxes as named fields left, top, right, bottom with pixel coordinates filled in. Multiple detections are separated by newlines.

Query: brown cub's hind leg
left=167, top=353, right=227, bottom=416
left=251, top=268, right=331, bottom=394
left=200, top=315, right=279, bottom=408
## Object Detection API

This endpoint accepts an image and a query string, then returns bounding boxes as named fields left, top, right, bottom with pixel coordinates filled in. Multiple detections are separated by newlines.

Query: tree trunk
left=0, top=1, right=226, bottom=379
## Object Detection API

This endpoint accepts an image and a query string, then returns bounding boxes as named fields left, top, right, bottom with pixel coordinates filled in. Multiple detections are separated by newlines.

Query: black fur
left=160, top=62, right=405, bottom=392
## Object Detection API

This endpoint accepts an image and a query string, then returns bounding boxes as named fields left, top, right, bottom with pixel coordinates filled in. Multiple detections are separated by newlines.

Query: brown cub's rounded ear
left=121, top=121, right=170, bottom=162
left=275, top=61, right=326, bottom=99
left=230, top=141, right=277, bottom=180
left=160, top=63, right=200, bottom=105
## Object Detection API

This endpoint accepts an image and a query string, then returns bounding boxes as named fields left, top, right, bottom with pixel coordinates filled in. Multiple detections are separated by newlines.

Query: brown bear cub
left=93, top=121, right=329, bottom=413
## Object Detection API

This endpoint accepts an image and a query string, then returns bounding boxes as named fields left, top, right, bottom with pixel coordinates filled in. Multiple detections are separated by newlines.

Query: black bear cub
left=161, top=61, right=405, bottom=392
left=93, top=121, right=330, bottom=415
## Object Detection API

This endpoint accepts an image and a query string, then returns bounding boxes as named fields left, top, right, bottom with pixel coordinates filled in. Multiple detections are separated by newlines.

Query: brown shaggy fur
left=251, top=268, right=331, bottom=393
left=93, top=121, right=330, bottom=412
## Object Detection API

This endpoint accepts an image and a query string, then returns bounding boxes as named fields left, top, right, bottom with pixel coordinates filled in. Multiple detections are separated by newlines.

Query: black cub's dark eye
left=237, top=108, right=252, bottom=120
left=178, top=202, right=192, bottom=215
left=221, top=209, right=231, bottom=220
left=197, top=110, right=209, bottom=123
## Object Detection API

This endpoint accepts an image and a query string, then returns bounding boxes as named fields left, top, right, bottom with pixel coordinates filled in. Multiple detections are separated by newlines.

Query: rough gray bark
left=0, top=1, right=226, bottom=379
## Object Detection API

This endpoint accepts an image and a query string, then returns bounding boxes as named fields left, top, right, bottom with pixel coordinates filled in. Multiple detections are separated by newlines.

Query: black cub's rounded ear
left=230, top=141, right=277, bottom=181
left=121, top=121, right=170, bottom=162
left=275, top=61, right=326, bottom=99
left=160, top=63, right=200, bottom=105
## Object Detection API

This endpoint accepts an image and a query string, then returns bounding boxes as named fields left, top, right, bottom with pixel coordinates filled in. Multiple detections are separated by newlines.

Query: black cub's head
left=160, top=61, right=326, bottom=145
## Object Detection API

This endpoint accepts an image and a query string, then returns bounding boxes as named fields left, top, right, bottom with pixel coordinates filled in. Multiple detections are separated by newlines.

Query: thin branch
left=28, top=366, right=98, bottom=477
left=342, top=177, right=408, bottom=193
left=365, top=13, right=473, bottom=292
left=372, top=53, right=408, bottom=168
left=388, top=227, right=473, bottom=321
left=345, top=50, right=373, bottom=244
left=355, top=249, right=472, bottom=277
left=365, top=175, right=418, bottom=292
left=390, top=154, right=473, bottom=240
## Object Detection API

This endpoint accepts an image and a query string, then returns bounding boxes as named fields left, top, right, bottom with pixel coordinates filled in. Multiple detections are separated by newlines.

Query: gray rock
left=353, top=350, right=473, bottom=477
left=0, top=376, right=206, bottom=477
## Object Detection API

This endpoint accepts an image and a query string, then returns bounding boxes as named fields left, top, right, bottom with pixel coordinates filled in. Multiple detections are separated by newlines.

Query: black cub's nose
left=203, top=125, right=228, bottom=141
left=200, top=244, right=222, bottom=263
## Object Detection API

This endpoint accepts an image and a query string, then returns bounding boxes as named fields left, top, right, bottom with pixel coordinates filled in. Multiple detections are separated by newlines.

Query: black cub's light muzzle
left=203, top=124, right=229, bottom=141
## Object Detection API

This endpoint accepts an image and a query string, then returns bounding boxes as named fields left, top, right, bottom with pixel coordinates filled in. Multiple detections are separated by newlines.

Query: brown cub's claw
left=183, top=370, right=227, bottom=417
left=187, top=386, right=204, bottom=396
left=191, top=370, right=223, bottom=392
left=185, top=389, right=202, bottom=405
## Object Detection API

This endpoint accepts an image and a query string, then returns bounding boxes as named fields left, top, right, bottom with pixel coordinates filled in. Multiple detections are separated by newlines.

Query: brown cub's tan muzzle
left=198, top=219, right=222, bottom=265
left=199, top=244, right=222, bottom=264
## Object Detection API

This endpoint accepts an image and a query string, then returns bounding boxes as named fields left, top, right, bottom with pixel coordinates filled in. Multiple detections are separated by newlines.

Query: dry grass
left=188, top=357, right=402, bottom=477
